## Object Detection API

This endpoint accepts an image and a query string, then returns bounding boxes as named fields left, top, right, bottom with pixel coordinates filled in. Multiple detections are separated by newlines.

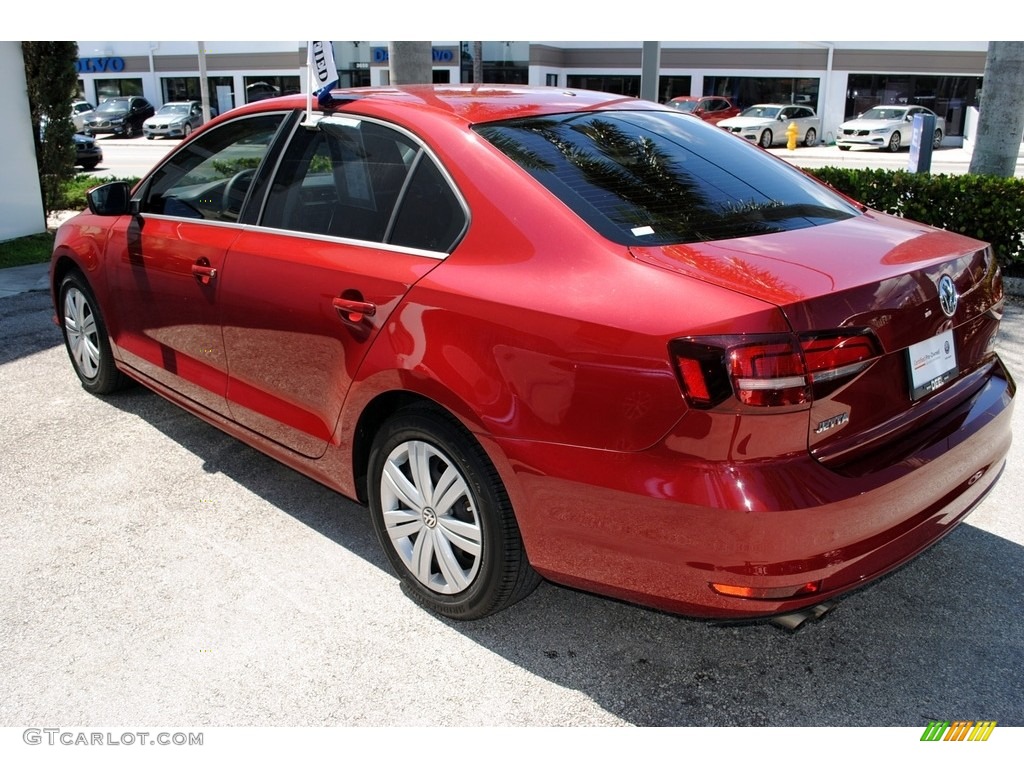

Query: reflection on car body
left=49, top=85, right=1015, bottom=623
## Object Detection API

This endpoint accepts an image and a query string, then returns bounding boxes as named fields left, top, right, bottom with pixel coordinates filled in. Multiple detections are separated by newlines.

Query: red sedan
left=666, top=95, right=741, bottom=124
left=50, top=85, right=1014, bottom=622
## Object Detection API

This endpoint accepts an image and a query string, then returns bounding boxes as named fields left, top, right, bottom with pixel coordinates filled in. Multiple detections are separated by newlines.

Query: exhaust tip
left=770, top=600, right=836, bottom=631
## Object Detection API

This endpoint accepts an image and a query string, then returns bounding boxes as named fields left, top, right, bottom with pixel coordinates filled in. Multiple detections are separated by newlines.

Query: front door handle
left=192, top=260, right=217, bottom=285
left=333, top=297, right=377, bottom=323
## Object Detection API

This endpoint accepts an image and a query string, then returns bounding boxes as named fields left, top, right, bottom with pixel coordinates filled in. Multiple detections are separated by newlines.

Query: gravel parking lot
left=1, top=286, right=1022, bottom=744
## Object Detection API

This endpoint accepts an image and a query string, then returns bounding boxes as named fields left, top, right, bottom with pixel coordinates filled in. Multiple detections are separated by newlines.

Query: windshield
left=97, top=100, right=130, bottom=113
left=669, top=101, right=697, bottom=113
left=860, top=107, right=908, bottom=121
left=739, top=105, right=779, bottom=119
left=476, top=110, right=858, bottom=246
left=158, top=104, right=190, bottom=115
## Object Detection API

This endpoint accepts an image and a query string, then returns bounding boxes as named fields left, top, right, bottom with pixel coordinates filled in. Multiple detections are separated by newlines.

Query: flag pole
left=304, top=42, right=314, bottom=125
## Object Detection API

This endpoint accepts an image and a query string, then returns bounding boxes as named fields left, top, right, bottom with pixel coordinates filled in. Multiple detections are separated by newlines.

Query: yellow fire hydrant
left=786, top=120, right=802, bottom=151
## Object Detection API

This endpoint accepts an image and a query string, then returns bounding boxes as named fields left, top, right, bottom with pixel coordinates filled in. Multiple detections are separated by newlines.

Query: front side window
left=476, top=110, right=858, bottom=246
left=139, top=113, right=287, bottom=222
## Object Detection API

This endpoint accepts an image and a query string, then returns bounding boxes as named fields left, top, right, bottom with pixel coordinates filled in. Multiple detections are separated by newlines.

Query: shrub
left=52, top=174, right=141, bottom=212
left=808, top=167, right=1024, bottom=273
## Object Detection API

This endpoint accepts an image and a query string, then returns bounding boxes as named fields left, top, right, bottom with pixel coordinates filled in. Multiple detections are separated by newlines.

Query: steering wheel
left=220, top=167, right=257, bottom=220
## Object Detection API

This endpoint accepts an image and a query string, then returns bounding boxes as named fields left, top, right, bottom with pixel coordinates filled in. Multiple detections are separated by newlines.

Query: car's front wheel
left=933, top=129, right=943, bottom=150
left=183, top=123, right=193, bottom=137
left=759, top=129, right=773, bottom=148
left=368, top=405, right=540, bottom=619
left=59, top=272, right=127, bottom=395
left=888, top=131, right=902, bottom=152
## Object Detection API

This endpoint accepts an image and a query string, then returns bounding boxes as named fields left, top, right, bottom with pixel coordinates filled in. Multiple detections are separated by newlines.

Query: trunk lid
left=632, top=211, right=1004, bottom=471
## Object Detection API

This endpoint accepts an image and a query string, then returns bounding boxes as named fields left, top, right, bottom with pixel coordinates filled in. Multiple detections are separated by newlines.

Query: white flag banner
left=310, top=41, right=339, bottom=106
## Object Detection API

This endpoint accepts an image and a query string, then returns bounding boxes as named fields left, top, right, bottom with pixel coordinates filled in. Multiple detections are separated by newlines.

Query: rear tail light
left=671, top=331, right=879, bottom=410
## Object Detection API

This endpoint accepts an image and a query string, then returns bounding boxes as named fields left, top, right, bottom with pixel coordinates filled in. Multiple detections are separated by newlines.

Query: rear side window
left=476, top=110, right=857, bottom=245
left=262, top=118, right=466, bottom=253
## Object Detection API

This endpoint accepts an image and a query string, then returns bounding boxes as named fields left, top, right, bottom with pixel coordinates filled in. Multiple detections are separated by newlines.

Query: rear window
left=475, top=110, right=858, bottom=245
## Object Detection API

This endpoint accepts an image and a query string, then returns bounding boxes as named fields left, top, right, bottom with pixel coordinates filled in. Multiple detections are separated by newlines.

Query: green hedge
left=807, top=167, right=1024, bottom=272
left=52, top=174, right=142, bottom=212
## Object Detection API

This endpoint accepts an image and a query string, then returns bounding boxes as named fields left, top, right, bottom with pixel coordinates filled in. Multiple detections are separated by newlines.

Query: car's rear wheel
left=803, top=128, right=817, bottom=147
left=933, top=129, right=942, bottom=149
left=368, top=405, right=540, bottom=619
left=759, top=129, right=773, bottom=148
left=888, top=131, right=901, bottom=152
left=59, top=272, right=127, bottom=395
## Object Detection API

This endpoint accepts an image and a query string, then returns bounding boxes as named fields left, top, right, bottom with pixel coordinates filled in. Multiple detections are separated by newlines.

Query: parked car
left=72, top=132, right=102, bottom=170
left=665, top=96, right=740, bottom=125
left=837, top=105, right=944, bottom=152
left=83, top=96, right=155, bottom=138
left=70, top=100, right=95, bottom=132
left=49, top=85, right=1014, bottom=622
left=143, top=101, right=205, bottom=140
left=719, top=103, right=820, bottom=148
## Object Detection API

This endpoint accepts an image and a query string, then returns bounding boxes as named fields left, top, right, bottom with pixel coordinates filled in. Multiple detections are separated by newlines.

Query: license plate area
left=907, top=329, right=958, bottom=400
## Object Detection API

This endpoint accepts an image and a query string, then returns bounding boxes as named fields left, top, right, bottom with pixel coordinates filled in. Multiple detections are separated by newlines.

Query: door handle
left=333, top=296, right=376, bottom=323
left=192, top=262, right=217, bottom=285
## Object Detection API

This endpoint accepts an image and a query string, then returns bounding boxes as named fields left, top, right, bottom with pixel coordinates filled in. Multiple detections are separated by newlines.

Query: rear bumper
left=491, top=358, right=1014, bottom=619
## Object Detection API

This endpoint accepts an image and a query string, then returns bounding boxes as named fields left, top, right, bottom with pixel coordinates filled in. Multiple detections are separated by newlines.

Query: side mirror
left=86, top=181, right=132, bottom=216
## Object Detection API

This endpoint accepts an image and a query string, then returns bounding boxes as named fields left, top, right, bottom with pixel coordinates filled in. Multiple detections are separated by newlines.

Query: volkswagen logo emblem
left=938, top=275, right=958, bottom=318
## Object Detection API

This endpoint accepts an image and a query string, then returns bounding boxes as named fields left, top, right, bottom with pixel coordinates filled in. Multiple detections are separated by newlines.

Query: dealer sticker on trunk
left=907, top=329, right=958, bottom=400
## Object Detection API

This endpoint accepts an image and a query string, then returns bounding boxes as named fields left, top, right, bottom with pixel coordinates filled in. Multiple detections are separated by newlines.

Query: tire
left=123, top=122, right=135, bottom=138
left=146, top=135, right=154, bottom=140
left=368, top=405, right=540, bottom=619
left=887, top=131, right=901, bottom=152
left=80, top=160, right=98, bottom=170
left=933, top=129, right=942, bottom=150
left=59, top=272, right=127, bottom=395
left=183, top=123, right=193, bottom=137
left=759, top=129, right=773, bottom=148
left=838, top=144, right=850, bottom=151
left=803, top=128, right=817, bottom=147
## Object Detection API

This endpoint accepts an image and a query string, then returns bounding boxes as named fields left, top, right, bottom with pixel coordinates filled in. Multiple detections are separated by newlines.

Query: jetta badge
left=938, top=275, right=958, bottom=318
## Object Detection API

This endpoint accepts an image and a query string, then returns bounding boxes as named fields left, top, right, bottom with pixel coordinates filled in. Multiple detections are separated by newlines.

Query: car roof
left=221, top=84, right=657, bottom=126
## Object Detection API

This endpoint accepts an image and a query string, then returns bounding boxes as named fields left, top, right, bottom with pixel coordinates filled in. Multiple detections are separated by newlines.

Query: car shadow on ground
left=100, top=370, right=1024, bottom=727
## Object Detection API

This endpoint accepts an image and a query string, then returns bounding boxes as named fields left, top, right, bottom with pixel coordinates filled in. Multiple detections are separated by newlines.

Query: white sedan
left=718, top=104, right=820, bottom=148
left=837, top=105, right=944, bottom=152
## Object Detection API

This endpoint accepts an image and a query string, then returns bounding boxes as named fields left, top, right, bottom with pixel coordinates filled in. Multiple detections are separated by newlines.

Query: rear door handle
left=333, top=297, right=376, bottom=323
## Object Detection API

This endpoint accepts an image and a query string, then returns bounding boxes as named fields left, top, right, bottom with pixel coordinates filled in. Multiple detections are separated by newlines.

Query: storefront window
left=566, top=75, right=640, bottom=97
left=844, top=74, right=981, bottom=138
left=703, top=76, right=820, bottom=112
left=243, top=76, right=300, bottom=103
left=460, top=41, right=528, bottom=84
left=658, top=76, right=692, bottom=102
left=95, top=78, right=144, bottom=101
